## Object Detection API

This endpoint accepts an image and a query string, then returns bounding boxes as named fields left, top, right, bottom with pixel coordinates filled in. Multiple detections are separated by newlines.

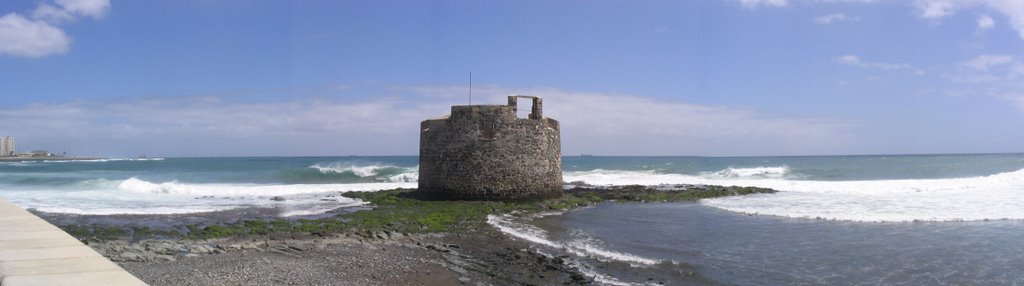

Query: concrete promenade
left=0, top=198, right=147, bottom=285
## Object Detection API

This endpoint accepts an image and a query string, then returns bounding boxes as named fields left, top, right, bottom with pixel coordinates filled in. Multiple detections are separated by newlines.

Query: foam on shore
left=565, top=167, right=1024, bottom=222
left=488, top=214, right=669, bottom=285
left=117, top=177, right=414, bottom=196
left=1, top=177, right=406, bottom=216
left=487, top=214, right=665, bottom=266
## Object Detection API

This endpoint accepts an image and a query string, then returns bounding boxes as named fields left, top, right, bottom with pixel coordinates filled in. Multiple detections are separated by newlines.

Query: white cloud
left=736, top=0, right=879, bottom=9
left=952, top=54, right=1024, bottom=83
left=0, top=0, right=110, bottom=58
left=736, top=0, right=1024, bottom=41
left=54, top=0, right=110, bottom=19
left=738, top=0, right=789, bottom=8
left=946, top=54, right=1024, bottom=110
left=914, top=0, right=1024, bottom=40
left=32, top=0, right=110, bottom=23
left=835, top=54, right=925, bottom=74
left=997, top=93, right=1024, bottom=111
left=917, top=0, right=957, bottom=18
left=0, top=13, right=71, bottom=58
left=816, top=13, right=859, bottom=24
left=1011, top=64, right=1024, bottom=79
left=406, top=85, right=852, bottom=156
left=32, top=4, right=74, bottom=24
left=977, top=14, right=996, bottom=30
left=836, top=54, right=861, bottom=64
left=948, top=74, right=1002, bottom=84
left=0, top=86, right=853, bottom=156
left=963, top=54, right=1014, bottom=70
left=0, top=95, right=443, bottom=156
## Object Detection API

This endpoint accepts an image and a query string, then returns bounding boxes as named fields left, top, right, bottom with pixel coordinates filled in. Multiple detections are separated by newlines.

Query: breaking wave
left=487, top=214, right=666, bottom=266
left=701, top=166, right=791, bottom=179
left=564, top=169, right=688, bottom=186
left=563, top=166, right=794, bottom=185
left=285, top=162, right=419, bottom=183
left=0, top=177, right=413, bottom=216
left=117, top=177, right=414, bottom=197
left=565, top=166, right=1024, bottom=222
left=487, top=214, right=669, bottom=285
left=310, top=162, right=397, bottom=177
left=37, top=158, right=166, bottom=163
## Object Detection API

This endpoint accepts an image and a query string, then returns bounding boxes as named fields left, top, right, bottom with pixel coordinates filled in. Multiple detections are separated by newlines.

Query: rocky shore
left=50, top=185, right=775, bottom=285
left=88, top=229, right=587, bottom=285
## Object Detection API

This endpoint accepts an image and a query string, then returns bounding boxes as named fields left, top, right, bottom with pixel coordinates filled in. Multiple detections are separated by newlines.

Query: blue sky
left=1, top=0, right=1023, bottom=157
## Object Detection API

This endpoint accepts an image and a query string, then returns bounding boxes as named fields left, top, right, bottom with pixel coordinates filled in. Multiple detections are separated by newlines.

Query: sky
left=1, top=0, right=1023, bottom=157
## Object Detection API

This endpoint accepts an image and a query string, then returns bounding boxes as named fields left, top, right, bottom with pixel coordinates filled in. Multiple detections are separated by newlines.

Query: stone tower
left=418, top=95, right=562, bottom=200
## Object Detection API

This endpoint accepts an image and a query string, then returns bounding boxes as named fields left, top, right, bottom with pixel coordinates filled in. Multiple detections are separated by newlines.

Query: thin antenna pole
left=469, top=72, right=473, bottom=105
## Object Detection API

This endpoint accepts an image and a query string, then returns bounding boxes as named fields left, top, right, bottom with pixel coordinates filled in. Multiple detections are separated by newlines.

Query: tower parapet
left=418, top=95, right=562, bottom=200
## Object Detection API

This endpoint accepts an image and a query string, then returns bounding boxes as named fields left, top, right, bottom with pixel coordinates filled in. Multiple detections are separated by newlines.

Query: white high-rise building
left=1, top=136, right=14, bottom=157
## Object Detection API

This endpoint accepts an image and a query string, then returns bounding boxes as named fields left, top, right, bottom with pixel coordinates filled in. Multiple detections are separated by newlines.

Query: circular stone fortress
left=418, top=95, right=563, bottom=200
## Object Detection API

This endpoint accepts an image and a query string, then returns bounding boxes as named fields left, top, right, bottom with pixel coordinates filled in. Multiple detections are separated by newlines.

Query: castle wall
left=419, top=99, right=562, bottom=200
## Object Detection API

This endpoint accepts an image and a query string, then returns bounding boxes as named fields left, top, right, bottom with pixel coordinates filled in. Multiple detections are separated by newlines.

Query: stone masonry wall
left=418, top=99, right=562, bottom=200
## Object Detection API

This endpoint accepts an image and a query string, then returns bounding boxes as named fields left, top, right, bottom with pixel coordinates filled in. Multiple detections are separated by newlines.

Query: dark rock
left=552, top=256, right=566, bottom=264
left=145, top=241, right=179, bottom=255
left=288, top=241, right=312, bottom=252
left=571, top=273, right=592, bottom=283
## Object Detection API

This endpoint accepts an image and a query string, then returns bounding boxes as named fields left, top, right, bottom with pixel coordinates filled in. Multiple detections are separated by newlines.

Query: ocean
left=4, top=154, right=1024, bottom=284
left=503, top=154, right=1024, bottom=285
left=0, top=157, right=419, bottom=217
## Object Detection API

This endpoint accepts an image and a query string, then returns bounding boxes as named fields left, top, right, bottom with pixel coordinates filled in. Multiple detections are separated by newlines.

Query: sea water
left=4, top=154, right=1024, bottom=284
left=489, top=154, right=1024, bottom=285
left=0, top=157, right=418, bottom=216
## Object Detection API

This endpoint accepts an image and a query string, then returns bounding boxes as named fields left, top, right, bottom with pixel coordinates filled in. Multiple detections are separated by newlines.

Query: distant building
left=0, top=136, right=13, bottom=157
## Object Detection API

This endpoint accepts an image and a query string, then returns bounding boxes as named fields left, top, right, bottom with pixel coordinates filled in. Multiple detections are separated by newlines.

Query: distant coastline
left=0, top=156, right=105, bottom=162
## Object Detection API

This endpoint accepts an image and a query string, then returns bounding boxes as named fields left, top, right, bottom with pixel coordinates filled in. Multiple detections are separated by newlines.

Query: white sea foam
left=487, top=214, right=665, bottom=267
left=118, top=158, right=165, bottom=161
left=702, top=166, right=790, bottom=179
left=276, top=205, right=344, bottom=217
left=569, top=239, right=663, bottom=265
left=39, top=158, right=165, bottom=163
left=310, top=162, right=389, bottom=177
left=563, top=166, right=792, bottom=185
left=487, top=214, right=663, bottom=285
left=309, top=162, right=420, bottom=183
left=71, top=178, right=123, bottom=188
left=117, top=177, right=414, bottom=196
left=566, top=167, right=1024, bottom=222
left=564, top=169, right=684, bottom=186
left=0, top=177, right=409, bottom=216
left=487, top=214, right=562, bottom=248
left=385, top=170, right=419, bottom=182
left=274, top=196, right=368, bottom=217
left=16, top=193, right=368, bottom=216
left=29, top=205, right=238, bottom=215
left=41, top=159, right=110, bottom=163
